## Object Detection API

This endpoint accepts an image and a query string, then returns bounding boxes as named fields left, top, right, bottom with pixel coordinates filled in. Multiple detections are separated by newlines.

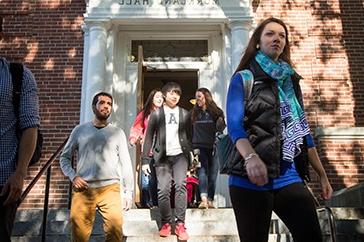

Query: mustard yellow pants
left=70, top=183, right=123, bottom=242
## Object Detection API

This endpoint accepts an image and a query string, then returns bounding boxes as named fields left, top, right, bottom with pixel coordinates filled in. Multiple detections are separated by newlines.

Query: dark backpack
left=217, top=70, right=254, bottom=174
left=10, top=63, right=43, bottom=166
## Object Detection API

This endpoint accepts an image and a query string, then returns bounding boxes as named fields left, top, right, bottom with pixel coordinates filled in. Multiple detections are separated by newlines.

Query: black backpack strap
left=10, top=62, right=24, bottom=118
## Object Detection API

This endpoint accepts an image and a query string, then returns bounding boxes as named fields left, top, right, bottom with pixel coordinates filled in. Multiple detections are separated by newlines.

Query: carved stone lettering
left=119, top=0, right=150, bottom=5
left=119, top=0, right=219, bottom=6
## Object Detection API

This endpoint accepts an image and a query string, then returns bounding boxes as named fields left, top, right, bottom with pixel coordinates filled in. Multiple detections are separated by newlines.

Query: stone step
left=12, top=235, right=104, bottom=242
left=15, top=207, right=285, bottom=222
left=13, top=208, right=291, bottom=236
left=12, top=234, right=364, bottom=242
left=15, top=208, right=242, bottom=222
left=11, top=234, right=294, bottom=242
left=328, top=207, right=364, bottom=220
left=11, top=208, right=364, bottom=242
left=124, top=234, right=294, bottom=242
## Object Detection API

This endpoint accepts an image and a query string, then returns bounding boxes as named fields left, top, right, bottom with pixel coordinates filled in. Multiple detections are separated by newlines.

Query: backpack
left=10, top=63, right=43, bottom=166
left=186, top=175, right=199, bottom=208
left=218, top=70, right=254, bottom=174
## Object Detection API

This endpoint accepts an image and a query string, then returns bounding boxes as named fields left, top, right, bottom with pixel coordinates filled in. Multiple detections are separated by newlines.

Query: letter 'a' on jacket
left=141, top=106, right=192, bottom=166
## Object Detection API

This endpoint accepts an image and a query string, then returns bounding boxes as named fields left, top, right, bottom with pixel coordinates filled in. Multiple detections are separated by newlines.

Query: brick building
left=1, top=0, right=363, bottom=208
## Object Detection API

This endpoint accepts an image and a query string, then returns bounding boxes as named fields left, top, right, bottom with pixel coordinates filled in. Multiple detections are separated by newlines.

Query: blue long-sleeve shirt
left=227, top=72, right=315, bottom=147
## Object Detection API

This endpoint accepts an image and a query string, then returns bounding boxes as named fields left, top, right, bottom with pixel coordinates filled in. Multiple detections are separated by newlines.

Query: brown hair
left=234, top=17, right=292, bottom=73
left=142, top=89, right=162, bottom=128
left=191, top=87, right=224, bottom=122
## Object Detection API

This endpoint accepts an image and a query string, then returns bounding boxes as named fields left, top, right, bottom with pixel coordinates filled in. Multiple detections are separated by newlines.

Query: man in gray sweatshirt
left=60, top=92, right=134, bottom=242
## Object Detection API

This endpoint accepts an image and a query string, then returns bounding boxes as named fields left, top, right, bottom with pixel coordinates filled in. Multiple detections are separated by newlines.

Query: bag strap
left=10, top=62, right=24, bottom=118
left=237, top=70, right=254, bottom=107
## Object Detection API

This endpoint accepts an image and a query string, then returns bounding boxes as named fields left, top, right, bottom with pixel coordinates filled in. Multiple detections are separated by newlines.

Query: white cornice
left=85, top=0, right=252, bottom=22
left=315, top=127, right=364, bottom=139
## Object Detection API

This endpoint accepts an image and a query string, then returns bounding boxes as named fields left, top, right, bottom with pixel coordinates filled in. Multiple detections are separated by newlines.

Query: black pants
left=155, top=154, right=188, bottom=224
left=149, top=159, right=158, bottom=206
left=0, top=186, right=19, bottom=242
left=230, top=182, right=322, bottom=242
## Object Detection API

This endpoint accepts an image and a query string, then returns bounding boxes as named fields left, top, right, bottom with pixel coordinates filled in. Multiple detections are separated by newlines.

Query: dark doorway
left=143, top=69, right=198, bottom=110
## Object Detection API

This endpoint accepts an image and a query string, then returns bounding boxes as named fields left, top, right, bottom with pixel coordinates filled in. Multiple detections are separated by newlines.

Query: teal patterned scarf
left=255, top=51, right=310, bottom=161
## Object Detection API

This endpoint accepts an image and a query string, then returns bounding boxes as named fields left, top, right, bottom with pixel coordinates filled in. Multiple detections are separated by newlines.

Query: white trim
left=315, top=127, right=364, bottom=139
left=85, top=0, right=252, bottom=21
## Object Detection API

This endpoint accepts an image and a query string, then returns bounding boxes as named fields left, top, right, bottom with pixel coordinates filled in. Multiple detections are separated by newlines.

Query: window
left=131, top=40, right=208, bottom=62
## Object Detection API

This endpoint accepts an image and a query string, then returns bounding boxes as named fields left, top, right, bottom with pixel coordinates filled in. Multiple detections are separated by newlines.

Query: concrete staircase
left=11, top=207, right=364, bottom=242
left=124, top=208, right=297, bottom=242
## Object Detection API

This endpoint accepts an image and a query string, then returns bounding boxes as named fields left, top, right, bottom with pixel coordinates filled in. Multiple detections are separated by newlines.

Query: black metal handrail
left=19, top=137, right=68, bottom=242
left=304, top=181, right=337, bottom=242
left=325, top=206, right=337, bottom=242
left=316, top=207, right=337, bottom=242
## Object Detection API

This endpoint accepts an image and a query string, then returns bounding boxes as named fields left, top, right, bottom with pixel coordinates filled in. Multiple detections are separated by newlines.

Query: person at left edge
left=0, top=57, right=40, bottom=242
left=60, top=92, right=134, bottom=242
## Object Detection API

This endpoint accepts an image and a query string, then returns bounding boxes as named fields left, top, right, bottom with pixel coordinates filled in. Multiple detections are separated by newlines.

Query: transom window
left=131, top=40, right=208, bottom=62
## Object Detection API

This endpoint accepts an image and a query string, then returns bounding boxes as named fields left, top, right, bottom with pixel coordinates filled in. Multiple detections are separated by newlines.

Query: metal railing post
left=20, top=138, right=68, bottom=203
left=17, top=137, right=69, bottom=241
left=41, top=165, right=52, bottom=242
left=325, top=206, right=337, bottom=242
left=67, top=154, right=75, bottom=209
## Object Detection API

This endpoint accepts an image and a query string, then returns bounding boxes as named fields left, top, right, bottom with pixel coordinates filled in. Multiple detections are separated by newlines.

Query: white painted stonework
left=81, top=0, right=253, bottom=207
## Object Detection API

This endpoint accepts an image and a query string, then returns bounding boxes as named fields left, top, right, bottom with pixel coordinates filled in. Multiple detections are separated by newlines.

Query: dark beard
left=95, top=111, right=110, bottom=121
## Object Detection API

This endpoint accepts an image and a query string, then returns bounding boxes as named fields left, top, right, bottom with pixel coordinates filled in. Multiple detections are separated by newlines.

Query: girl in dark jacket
left=191, top=88, right=226, bottom=209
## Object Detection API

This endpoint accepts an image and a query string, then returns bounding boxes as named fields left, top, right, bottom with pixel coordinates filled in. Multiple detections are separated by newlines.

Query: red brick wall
left=254, top=0, right=364, bottom=199
left=0, top=0, right=85, bottom=208
left=1, top=0, right=363, bottom=207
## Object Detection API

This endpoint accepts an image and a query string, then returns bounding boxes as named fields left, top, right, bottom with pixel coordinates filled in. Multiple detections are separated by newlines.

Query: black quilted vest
left=228, top=59, right=310, bottom=181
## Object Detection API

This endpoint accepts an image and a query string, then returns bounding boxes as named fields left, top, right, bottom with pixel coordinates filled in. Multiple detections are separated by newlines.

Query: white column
left=80, top=23, right=90, bottom=124
left=105, top=26, right=115, bottom=95
left=80, top=22, right=109, bottom=123
left=229, top=19, right=253, bottom=72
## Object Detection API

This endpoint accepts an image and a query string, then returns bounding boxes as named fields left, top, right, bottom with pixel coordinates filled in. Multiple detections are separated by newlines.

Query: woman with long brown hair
left=191, top=87, right=225, bottom=209
left=226, top=17, right=332, bottom=242
left=129, top=89, right=163, bottom=208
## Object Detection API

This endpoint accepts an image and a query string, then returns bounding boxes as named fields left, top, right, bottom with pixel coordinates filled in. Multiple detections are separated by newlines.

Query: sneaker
left=159, top=223, right=171, bottom=237
left=198, top=201, right=208, bottom=209
left=175, top=222, right=189, bottom=240
left=207, top=200, right=215, bottom=209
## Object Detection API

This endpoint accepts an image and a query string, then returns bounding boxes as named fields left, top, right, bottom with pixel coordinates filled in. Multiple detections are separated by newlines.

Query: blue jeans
left=141, top=159, right=158, bottom=207
left=197, top=147, right=218, bottom=201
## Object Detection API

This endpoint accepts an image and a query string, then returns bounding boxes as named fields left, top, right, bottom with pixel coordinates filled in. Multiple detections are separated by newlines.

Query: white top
left=164, top=105, right=182, bottom=156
